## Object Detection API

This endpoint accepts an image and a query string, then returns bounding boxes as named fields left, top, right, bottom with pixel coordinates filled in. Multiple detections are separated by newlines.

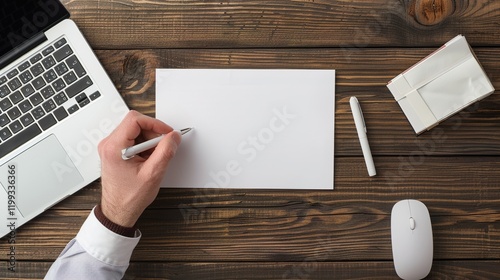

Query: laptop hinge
left=0, top=33, right=47, bottom=70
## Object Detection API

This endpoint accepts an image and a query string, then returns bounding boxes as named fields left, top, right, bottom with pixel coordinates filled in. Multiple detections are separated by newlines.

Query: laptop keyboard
left=0, top=37, right=102, bottom=158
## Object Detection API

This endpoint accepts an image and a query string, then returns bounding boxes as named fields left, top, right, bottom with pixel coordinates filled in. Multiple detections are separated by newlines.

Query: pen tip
left=180, top=127, right=194, bottom=135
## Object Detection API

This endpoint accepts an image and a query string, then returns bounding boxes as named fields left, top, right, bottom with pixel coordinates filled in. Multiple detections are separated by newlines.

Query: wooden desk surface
left=2, top=0, right=500, bottom=279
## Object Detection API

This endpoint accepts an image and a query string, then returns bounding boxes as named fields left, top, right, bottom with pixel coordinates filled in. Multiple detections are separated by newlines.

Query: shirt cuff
left=94, top=204, right=137, bottom=237
left=76, top=207, right=141, bottom=267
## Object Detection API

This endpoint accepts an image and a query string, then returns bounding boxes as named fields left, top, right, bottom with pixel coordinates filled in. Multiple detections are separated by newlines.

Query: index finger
left=110, top=110, right=174, bottom=148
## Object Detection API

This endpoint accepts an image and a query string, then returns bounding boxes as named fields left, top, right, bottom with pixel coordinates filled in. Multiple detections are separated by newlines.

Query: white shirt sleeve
left=44, top=207, right=141, bottom=280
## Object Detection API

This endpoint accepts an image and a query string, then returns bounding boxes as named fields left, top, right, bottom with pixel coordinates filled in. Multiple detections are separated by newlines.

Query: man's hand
left=97, top=110, right=182, bottom=227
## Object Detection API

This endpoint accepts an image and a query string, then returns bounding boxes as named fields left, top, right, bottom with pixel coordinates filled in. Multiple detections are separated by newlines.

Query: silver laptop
left=0, top=0, right=128, bottom=237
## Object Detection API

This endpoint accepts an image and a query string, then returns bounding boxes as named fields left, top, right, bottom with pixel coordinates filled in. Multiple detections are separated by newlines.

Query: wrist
left=95, top=204, right=137, bottom=237
left=100, top=195, right=141, bottom=227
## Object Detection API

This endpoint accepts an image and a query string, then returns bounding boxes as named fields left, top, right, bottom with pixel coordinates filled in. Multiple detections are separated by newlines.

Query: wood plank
left=93, top=48, right=500, bottom=155
left=3, top=156, right=500, bottom=261
left=1, top=260, right=499, bottom=279
left=51, top=156, right=500, bottom=210
left=61, top=0, right=500, bottom=48
left=4, top=208, right=500, bottom=262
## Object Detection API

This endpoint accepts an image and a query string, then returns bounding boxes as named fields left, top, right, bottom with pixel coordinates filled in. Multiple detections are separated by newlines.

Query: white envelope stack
left=387, top=35, right=495, bottom=134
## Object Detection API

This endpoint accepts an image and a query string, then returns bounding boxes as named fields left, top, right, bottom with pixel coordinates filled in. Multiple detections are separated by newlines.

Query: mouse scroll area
left=409, top=217, right=416, bottom=230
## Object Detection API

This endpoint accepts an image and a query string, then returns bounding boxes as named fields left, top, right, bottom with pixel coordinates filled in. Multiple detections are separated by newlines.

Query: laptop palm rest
left=0, top=135, right=84, bottom=217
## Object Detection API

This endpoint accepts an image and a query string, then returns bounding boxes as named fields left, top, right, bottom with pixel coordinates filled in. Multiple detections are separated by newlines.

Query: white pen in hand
left=121, top=127, right=193, bottom=160
left=349, top=97, right=376, bottom=177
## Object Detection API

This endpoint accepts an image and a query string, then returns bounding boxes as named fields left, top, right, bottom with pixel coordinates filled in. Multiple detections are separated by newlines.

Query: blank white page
left=156, top=69, right=334, bottom=189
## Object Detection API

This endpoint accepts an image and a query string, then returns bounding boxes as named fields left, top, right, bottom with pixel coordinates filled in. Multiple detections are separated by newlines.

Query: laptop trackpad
left=0, top=135, right=84, bottom=217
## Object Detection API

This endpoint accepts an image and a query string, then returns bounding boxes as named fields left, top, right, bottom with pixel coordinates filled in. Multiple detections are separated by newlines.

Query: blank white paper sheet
left=156, top=69, right=335, bottom=189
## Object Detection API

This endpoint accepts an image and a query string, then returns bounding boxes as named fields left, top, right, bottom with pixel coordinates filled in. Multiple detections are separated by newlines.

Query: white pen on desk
left=121, top=127, right=193, bottom=160
left=349, top=97, right=376, bottom=177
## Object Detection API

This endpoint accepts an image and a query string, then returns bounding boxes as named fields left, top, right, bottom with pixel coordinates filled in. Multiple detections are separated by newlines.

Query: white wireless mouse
left=391, top=199, right=433, bottom=280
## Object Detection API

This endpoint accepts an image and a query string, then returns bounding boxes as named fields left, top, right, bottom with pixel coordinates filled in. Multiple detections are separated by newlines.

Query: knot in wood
left=411, top=0, right=455, bottom=26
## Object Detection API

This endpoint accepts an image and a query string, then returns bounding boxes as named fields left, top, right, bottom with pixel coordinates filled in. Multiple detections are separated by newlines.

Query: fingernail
left=171, top=130, right=182, bottom=145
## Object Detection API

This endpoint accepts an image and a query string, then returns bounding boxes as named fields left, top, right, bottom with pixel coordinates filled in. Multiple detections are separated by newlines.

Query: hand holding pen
left=98, top=110, right=184, bottom=227
left=122, top=127, right=193, bottom=160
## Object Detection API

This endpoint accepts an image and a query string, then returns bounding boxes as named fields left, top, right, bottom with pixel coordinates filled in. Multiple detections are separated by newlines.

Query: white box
left=387, top=35, right=495, bottom=134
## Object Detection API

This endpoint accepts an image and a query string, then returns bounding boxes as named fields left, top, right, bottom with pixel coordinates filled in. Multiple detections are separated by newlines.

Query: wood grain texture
left=3, top=206, right=500, bottom=262
left=3, top=157, right=499, bottom=263
left=1, top=260, right=500, bottom=279
left=411, top=0, right=456, bottom=26
left=60, top=0, right=500, bottom=49
left=51, top=156, right=500, bottom=211
left=93, top=48, right=500, bottom=155
left=1, top=0, right=500, bottom=278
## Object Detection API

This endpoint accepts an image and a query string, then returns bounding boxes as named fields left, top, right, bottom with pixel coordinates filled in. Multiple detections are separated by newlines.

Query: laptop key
left=30, top=54, right=43, bottom=64
left=9, top=120, right=22, bottom=134
left=79, top=98, right=90, bottom=108
left=66, top=55, right=86, bottom=77
left=19, top=100, right=33, bottom=113
left=0, top=114, right=10, bottom=127
left=0, top=85, right=10, bottom=98
left=42, top=46, right=55, bottom=56
left=43, top=69, right=57, bottom=83
left=66, top=76, right=92, bottom=98
left=42, top=99, right=56, bottom=113
left=68, top=104, right=79, bottom=114
left=7, top=107, right=21, bottom=120
left=54, top=38, right=67, bottom=49
left=54, top=45, right=73, bottom=62
left=31, top=106, right=45, bottom=119
left=54, top=62, right=69, bottom=75
left=18, top=61, right=31, bottom=72
left=0, top=99, right=13, bottom=111
left=54, top=92, right=68, bottom=105
left=8, top=78, right=22, bottom=91
left=32, top=76, right=46, bottom=90
left=63, top=71, right=77, bottom=85
left=9, top=91, right=23, bottom=104
left=89, top=91, right=101, bottom=100
left=0, top=127, right=12, bottom=141
left=20, top=84, right=35, bottom=97
left=42, top=56, right=56, bottom=69
left=19, top=71, right=33, bottom=83
left=20, top=113, right=34, bottom=127
left=39, top=114, right=57, bottom=130
left=75, top=92, right=88, bottom=103
left=0, top=124, right=42, bottom=158
left=52, top=78, right=66, bottom=92
left=30, top=63, right=44, bottom=77
left=7, top=69, right=18, bottom=79
left=41, top=85, right=56, bottom=99
left=53, top=107, right=68, bottom=121
left=30, top=93, right=44, bottom=106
